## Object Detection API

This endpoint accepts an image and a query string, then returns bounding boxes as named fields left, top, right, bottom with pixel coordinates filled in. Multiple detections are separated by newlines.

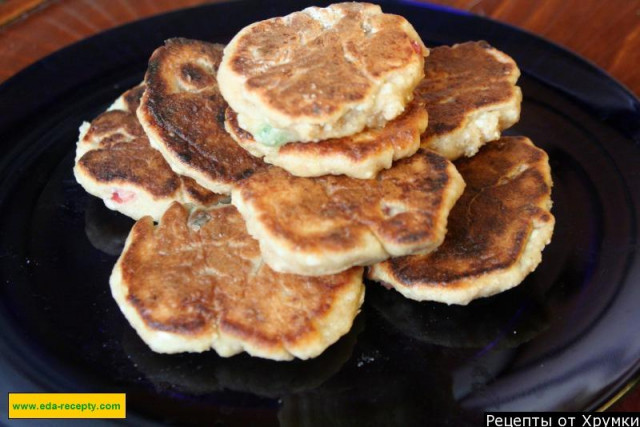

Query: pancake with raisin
left=110, top=203, right=365, bottom=360
left=224, top=95, right=427, bottom=179
left=74, top=84, right=226, bottom=221
left=137, top=38, right=266, bottom=194
left=418, top=41, right=521, bottom=160
left=368, top=136, right=554, bottom=305
left=231, top=149, right=465, bottom=276
left=217, top=2, right=427, bottom=145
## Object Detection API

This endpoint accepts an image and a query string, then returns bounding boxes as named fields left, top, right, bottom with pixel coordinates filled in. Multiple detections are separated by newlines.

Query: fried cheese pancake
left=232, top=150, right=465, bottom=276
left=110, top=203, right=365, bottom=360
left=137, top=38, right=266, bottom=194
left=218, top=2, right=428, bottom=145
left=418, top=41, right=522, bottom=160
left=74, top=85, right=226, bottom=221
left=225, top=96, right=427, bottom=179
left=368, top=137, right=554, bottom=305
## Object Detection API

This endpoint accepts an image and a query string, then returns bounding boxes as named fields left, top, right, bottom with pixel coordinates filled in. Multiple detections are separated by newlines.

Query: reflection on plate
left=367, top=283, right=550, bottom=350
left=122, top=314, right=363, bottom=398
left=84, top=197, right=134, bottom=256
left=0, top=0, right=638, bottom=424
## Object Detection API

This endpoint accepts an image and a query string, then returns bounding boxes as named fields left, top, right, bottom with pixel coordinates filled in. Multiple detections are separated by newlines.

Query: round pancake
left=231, top=149, right=465, bottom=276
left=225, top=96, right=428, bottom=179
left=74, top=85, right=227, bottom=221
left=110, top=203, right=365, bottom=360
left=368, top=136, right=555, bottom=305
left=137, top=38, right=266, bottom=194
left=217, top=2, right=427, bottom=145
left=417, top=41, right=522, bottom=160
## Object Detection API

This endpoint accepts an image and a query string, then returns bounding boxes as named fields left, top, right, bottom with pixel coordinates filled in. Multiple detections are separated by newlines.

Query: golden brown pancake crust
left=223, top=3, right=424, bottom=120
left=232, top=149, right=465, bottom=275
left=139, top=38, right=265, bottom=192
left=181, top=177, right=226, bottom=206
left=121, top=84, right=145, bottom=112
left=114, top=203, right=364, bottom=359
left=76, top=85, right=225, bottom=207
left=78, top=110, right=181, bottom=198
left=417, top=41, right=521, bottom=156
left=224, top=96, right=428, bottom=178
left=217, top=3, right=427, bottom=144
left=369, top=136, right=554, bottom=300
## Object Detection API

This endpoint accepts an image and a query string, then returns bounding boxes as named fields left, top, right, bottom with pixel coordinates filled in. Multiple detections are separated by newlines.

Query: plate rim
left=0, top=0, right=639, bottom=418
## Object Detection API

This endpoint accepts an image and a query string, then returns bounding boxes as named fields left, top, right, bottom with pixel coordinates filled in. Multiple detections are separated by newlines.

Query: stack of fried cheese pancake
left=73, top=3, right=554, bottom=361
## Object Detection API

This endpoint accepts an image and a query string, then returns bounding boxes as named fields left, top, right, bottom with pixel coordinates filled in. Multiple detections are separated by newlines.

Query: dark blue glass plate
left=0, top=1, right=638, bottom=425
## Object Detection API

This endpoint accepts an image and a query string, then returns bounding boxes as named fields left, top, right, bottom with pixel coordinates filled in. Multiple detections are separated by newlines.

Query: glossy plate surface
left=0, top=1, right=639, bottom=425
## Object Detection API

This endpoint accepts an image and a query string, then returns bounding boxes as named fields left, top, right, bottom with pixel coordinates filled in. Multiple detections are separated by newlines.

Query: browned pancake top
left=181, top=176, right=227, bottom=205
left=234, top=149, right=459, bottom=253
left=83, top=108, right=145, bottom=145
left=383, top=136, right=553, bottom=286
left=78, top=110, right=181, bottom=198
left=141, top=38, right=265, bottom=185
left=226, top=96, right=427, bottom=162
left=78, top=85, right=225, bottom=204
left=226, top=3, right=424, bottom=119
left=120, top=203, right=363, bottom=346
left=417, top=41, right=519, bottom=139
left=121, top=84, right=145, bottom=112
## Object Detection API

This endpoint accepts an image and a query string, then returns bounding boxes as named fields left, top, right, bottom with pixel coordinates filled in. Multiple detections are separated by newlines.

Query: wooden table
left=0, top=0, right=638, bottom=94
left=0, top=0, right=638, bottom=412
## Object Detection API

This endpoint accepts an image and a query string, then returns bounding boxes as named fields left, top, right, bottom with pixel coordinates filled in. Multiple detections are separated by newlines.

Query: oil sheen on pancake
left=231, top=150, right=465, bottom=276
left=110, top=203, right=365, bottom=360
left=225, top=96, right=428, bottom=179
left=368, top=136, right=554, bottom=305
left=217, top=2, right=427, bottom=145
left=137, top=38, right=266, bottom=194
left=74, top=85, right=226, bottom=221
left=417, top=41, right=522, bottom=160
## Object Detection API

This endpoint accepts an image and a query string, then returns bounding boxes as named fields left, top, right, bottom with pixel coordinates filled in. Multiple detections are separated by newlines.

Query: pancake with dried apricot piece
left=368, top=136, right=554, bottom=305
